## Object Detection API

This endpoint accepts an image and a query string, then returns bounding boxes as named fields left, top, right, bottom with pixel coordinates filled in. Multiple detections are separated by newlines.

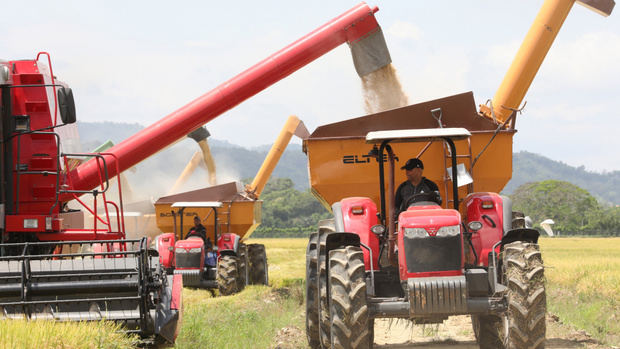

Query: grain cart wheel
left=217, top=255, right=239, bottom=296
left=501, top=241, right=546, bottom=349
left=248, top=243, right=268, bottom=285
left=328, top=246, right=371, bottom=349
left=317, top=232, right=331, bottom=348
left=305, top=233, right=320, bottom=348
left=237, top=243, right=248, bottom=291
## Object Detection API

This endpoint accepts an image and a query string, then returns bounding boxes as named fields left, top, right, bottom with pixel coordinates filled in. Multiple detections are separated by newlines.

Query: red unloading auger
left=65, top=2, right=391, bottom=197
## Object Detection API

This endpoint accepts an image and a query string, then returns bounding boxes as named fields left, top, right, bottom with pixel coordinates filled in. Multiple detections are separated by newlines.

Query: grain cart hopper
left=154, top=116, right=309, bottom=295
left=0, top=2, right=392, bottom=341
left=303, top=0, right=614, bottom=348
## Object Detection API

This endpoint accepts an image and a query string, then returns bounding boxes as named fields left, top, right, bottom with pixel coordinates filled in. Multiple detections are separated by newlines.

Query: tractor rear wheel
left=328, top=246, right=371, bottom=349
left=475, top=241, right=546, bottom=349
left=248, top=244, right=268, bottom=285
left=237, top=243, right=248, bottom=291
left=217, top=255, right=238, bottom=296
left=305, top=233, right=320, bottom=348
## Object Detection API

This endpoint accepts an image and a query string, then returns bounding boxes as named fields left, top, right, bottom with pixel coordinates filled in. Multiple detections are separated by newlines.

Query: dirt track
left=275, top=313, right=607, bottom=348
left=372, top=314, right=604, bottom=349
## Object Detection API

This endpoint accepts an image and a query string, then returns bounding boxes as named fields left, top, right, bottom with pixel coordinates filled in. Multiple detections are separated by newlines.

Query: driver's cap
left=401, top=158, right=423, bottom=170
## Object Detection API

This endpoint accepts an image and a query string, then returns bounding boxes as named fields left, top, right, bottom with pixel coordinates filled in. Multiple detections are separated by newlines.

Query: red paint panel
left=217, top=233, right=236, bottom=252
left=339, top=197, right=379, bottom=270
left=157, top=233, right=176, bottom=268
left=397, top=207, right=463, bottom=281
left=464, top=193, right=505, bottom=266
left=171, top=274, right=183, bottom=310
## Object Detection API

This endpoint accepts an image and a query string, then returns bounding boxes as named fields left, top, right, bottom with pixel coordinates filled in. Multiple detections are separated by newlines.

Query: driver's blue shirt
left=394, top=177, right=440, bottom=215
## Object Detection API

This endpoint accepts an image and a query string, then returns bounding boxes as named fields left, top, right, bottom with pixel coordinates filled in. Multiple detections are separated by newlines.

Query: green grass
left=540, top=237, right=620, bottom=345
left=175, top=238, right=308, bottom=348
left=0, top=320, right=138, bottom=348
left=176, top=285, right=304, bottom=349
left=249, top=238, right=307, bottom=287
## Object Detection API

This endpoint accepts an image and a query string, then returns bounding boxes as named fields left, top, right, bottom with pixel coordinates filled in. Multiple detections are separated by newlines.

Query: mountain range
left=77, top=122, right=619, bottom=205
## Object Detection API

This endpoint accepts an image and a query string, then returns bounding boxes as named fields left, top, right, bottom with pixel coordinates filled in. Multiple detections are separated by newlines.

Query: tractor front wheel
left=475, top=241, right=546, bottom=349
left=328, top=246, right=372, bottom=348
left=217, top=255, right=239, bottom=296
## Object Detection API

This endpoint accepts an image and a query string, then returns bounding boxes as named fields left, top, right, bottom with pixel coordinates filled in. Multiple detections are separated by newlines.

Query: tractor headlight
left=188, top=248, right=202, bottom=253
left=404, top=228, right=427, bottom=238
left=436, top=225, right=460, bottom=237
left=175, top=248, right=187, bottom=254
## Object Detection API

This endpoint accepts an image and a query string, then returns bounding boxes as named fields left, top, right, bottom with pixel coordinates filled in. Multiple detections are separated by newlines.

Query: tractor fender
left=332, top=197, right=380, bottom=271
left=501, top=228, right=540, bottom=246
left=217, top=233, right=240, bottom=255
left=325, top=232, right=360, bottom=256
left=155, top=233, right=176, bottom=269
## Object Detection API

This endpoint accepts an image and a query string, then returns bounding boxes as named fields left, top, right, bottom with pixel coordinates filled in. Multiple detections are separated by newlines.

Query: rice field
left=1, top=237, right=618, bottom=347
left=539, top=237, right=620, bottom=346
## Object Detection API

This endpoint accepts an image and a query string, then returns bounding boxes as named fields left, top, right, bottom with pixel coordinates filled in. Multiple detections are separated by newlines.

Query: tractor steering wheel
left=403, top=191, right=442, bottom=209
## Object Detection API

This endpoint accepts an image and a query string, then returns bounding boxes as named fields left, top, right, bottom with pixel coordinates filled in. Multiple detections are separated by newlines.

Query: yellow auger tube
left=197, top=139, right=217, bottom=185
left=170, top=151, right=203, bottom=194
left=247, top=115, right=309, bottom=198
left=480, top=0, right=614, bottom=124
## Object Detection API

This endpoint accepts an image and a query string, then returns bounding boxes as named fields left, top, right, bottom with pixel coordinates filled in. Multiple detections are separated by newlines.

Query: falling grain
left=362, top=64, right=409, bottom=114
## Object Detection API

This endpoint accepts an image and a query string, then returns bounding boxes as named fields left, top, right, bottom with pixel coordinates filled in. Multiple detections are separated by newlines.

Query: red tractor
left=305, top=128, right=544, bottom=348
left=155, top=201, right=268, bottom=296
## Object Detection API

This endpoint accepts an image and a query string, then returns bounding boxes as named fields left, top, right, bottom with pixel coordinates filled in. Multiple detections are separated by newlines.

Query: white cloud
left=542, top=31, right=620, bottom=88
left=386, top=21, right=422, bottom=41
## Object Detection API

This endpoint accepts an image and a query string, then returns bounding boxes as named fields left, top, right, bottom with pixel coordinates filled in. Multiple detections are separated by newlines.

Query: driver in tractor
left=186, top=215, right=212, bottom=249
left=394, top=158, right=442, bottom=217
left=186, top=215, right=217, bottom=267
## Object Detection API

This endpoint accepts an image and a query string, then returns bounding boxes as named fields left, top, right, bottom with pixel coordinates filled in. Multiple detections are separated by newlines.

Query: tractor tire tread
left=217, top=255, right=239, bottom=296
left=328, top=246, right=371, bottom=349
left=305, top=233, right=320, bottom=349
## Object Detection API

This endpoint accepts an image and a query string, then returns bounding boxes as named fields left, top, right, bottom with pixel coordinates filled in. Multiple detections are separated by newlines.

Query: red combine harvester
left=0, top=2, right=392, bottom=343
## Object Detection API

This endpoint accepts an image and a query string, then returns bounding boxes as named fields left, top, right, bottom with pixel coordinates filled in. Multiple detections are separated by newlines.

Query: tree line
left=252, top=178, right=620, bottom=238
left=511, top=180, right=620, bottom=236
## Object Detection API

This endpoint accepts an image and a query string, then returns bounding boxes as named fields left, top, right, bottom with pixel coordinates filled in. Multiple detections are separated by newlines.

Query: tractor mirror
left=57, top=87, right=77, bottom=124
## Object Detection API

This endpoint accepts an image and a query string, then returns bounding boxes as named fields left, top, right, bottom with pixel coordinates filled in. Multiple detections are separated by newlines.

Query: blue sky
left=2, top=1, right=618, bottom=171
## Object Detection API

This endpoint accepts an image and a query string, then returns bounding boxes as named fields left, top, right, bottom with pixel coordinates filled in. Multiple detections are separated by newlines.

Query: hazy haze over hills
left=77, top=122, right=619, bottom=205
